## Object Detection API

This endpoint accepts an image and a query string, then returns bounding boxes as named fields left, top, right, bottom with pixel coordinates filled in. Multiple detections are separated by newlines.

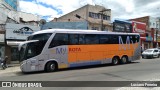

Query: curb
left=0, top=65, right=20, bottom=76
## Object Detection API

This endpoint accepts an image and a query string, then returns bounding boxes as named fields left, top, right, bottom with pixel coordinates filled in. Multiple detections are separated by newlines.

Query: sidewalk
left=0, top=63, right=20, bottom=76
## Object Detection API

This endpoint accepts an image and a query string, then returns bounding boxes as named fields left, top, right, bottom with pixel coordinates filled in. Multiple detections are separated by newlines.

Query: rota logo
left=69, top=48, right=81, bottom=52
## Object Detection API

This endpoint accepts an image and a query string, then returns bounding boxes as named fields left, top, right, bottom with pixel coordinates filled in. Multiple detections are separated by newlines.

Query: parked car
left=158, top=48, right=160, bottom=57
left=142, top=48, right=160, bottom=59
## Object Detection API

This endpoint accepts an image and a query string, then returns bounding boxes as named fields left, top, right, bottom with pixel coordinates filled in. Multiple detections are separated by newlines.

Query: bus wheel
left=121, top=56, right=127, bottom=64
left=112, top=57, right=119, bottom=65
left=46, top=62, right=57, bottom=72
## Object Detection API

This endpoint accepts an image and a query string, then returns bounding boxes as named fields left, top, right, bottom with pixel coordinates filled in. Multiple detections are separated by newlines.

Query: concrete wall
left=52, top=5, right=112, bottom=31
left=54, top=5, right=88, bottom=22
left=42, top=21, right=88, bottom=30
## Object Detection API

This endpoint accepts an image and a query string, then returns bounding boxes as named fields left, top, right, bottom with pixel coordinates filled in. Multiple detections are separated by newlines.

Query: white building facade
left=0, top=0, right=40, bottom=63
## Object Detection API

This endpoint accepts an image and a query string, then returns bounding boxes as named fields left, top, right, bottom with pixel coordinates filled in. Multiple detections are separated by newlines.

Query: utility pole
left=159, top=19, right=160, bottom=48
left=156, top=30, right=158, bottom=48
left=99, top=9, right=111, bottom=31
left=156, top=20, right=159, bottom=48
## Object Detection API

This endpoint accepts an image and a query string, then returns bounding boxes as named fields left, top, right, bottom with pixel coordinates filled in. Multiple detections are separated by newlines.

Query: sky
left=19, top=0, right=160, bottom=21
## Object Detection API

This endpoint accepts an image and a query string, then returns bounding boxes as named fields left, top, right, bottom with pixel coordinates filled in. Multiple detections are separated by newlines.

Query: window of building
left=89, top=12, right=110, bottom=21
left=89, top=12, right=100, bottom=19
left=92, top=27, right=99, bottom=30
left=103, top=15, right=110, bottom=20
left=4, top=0, right=18, bottom=10
left=153, top=23, right=155, bottom=27
left=11, top=47, right=19, bottom=61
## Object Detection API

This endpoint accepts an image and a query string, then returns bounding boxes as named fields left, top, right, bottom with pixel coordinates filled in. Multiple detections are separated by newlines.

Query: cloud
left=19, top=0, right=59, bottom=21
left=19, top=0, right=160, bottom=21
left=36, top=0, right=82, bottom=16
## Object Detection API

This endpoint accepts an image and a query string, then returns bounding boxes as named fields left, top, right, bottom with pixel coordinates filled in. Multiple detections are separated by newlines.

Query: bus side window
left=130, top=35, right=139, bottom=44
left=110, top=35, right=118, bottom=44
left=120, top=35, right=127, bottom=44
left=99, top=35, right=110, bottom=44
left=49, top=33, right=68, bottom=48
left=69, top=34, right=79, bottom=45
left=79, top=34, right=85, bottom=44
left=85, top=34, right=99, bottom=44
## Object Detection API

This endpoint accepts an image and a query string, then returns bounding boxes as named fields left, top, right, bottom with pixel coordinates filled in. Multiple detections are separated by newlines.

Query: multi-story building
left=44, top=4, right=112, bottom=31
left=0, top=0, right=40, bottom=63
left=130, top=16, right=160, bottom=49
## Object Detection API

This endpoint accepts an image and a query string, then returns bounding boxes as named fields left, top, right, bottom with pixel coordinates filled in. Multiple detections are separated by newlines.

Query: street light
left=99, top=9, right=111, bottom=31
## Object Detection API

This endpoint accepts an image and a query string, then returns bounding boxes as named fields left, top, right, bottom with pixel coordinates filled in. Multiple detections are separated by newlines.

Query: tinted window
left=27, top=33, right=52, bottom=41
left=118, top=35, right=129, bottom=44
left=79, top=34, right=85, bottom=44
left=25, top=41, right=45, bottom=59
left=154, top=50, right=158, bottom=52
left=110, top=35, right=119, bottom=44
left=130, top=35, right=140, bottom=43
left=69, top=34, right=79, bottom=45
left=119, top=35, right=140, bottom=44
left=49, top=33, right=68, bottom=48
left=85, top=34, right=99, bottom=44
left=99, top=35, right=110, bottom=44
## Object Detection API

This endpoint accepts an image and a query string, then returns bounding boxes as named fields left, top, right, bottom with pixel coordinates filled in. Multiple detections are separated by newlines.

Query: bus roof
left=33, top=29, right=140, bottom=35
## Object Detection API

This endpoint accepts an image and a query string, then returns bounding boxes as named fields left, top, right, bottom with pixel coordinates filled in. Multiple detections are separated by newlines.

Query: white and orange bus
left=18, top=29, right=141, bottom=72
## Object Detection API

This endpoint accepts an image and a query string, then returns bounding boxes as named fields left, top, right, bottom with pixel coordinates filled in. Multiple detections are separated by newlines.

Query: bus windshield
left=19, top=43, right=27, bottom=62
left=19, top=40, right=47, bottom=62
left=27, top=33, right=52, bottom=41
left=19, top=33, right=52, bottom=62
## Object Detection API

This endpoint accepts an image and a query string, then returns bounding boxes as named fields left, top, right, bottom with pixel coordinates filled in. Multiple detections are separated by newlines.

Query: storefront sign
left=5, top=23, right=40, bottom=40
left=132, top=21, right=146, bottom=37
left=113, top=21, right=132, bottom=33
left=0, top=34, right=4, bottom=42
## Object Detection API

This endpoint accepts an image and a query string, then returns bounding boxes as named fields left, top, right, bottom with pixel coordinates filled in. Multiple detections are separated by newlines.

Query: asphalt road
left=1, top=58, right=160, bottom=90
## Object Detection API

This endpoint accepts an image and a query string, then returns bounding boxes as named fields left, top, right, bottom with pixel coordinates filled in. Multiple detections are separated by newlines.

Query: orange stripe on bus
left=68, top=44, right=139, bottom=63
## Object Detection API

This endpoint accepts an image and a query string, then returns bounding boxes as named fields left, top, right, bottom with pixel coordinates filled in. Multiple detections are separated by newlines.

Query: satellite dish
left=40, top=19, right=46, bottom=25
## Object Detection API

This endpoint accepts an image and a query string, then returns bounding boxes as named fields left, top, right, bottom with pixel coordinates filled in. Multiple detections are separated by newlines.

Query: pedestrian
left=3, top=56, right=8, bottom=69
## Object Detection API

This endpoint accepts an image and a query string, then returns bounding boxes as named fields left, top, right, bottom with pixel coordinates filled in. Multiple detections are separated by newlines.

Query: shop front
left=132, top=21, right=150, bottom=50
left=141, top=36, right=153, bottom=50
left=152, top=28, right=160, bottom=48
left=5, top=23, right=40, bottom=63
left=0, top=33, right=5, bottom=58
left=154, top=34, right=160, bottom=48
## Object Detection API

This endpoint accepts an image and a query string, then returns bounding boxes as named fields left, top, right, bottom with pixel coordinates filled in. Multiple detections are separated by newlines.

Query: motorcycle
left=0, top=57, right=8, bottom=70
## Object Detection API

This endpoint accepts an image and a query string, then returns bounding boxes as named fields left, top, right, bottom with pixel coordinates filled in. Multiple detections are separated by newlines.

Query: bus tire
left=112, top=57, right=119, bottom=65
left=46, top=62, right=57, bottom=72
left=121, top=56, right=127, bottom=64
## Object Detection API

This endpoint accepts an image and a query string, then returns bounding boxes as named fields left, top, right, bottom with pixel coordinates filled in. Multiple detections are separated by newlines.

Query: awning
left=7, top=41, right=25, bottom=46
left=140, top=37, right=146, bottom=41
